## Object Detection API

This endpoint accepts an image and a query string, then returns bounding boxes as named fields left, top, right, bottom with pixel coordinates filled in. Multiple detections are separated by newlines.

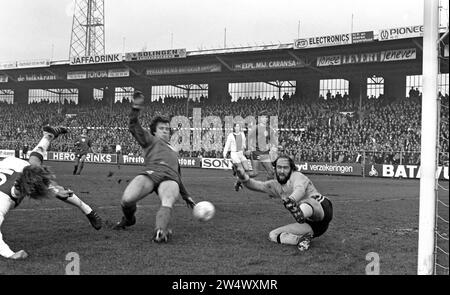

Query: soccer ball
left=192, top=201, right=215, bottom=221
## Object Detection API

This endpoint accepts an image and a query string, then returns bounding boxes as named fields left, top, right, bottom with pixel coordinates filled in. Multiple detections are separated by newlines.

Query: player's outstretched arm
left=234, top=164, right=269, bottom=193
left=129, top=92, right=153, bottom=148
left=179, top=180, right=196, bottom=209
left=178, top=166, right=196, bottom=208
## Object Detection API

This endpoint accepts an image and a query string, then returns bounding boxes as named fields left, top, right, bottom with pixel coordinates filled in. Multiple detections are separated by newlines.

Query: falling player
left=0, top=126, right=102, bottom=259
left=223, top=123, right=250, bottom=191
left=113, top=91, right=195, bottom=243
left=73, top=128, right=92, bottom=175
left=234, top=155, right=333, bottom=251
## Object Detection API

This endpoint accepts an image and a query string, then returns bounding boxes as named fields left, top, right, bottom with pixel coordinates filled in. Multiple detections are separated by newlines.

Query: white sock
left=300, top=203, right=314, bottom=219
left=64, top=193, right=92, bottom=215
left=31, top=133, right=53, bottom=156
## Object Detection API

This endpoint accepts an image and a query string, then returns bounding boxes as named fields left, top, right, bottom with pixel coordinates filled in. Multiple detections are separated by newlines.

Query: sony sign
left=201, top=158, right=233, bottom=170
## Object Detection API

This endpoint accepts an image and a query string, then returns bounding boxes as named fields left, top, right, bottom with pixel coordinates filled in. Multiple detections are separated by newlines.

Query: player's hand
left=50, top=184, right=74, bottom=199
left=244, top=151, right=251, bottom=157
left=183, top=196, right=196, bottom=209
left=9, top=250, right=28, bottom=260
left=282, top=197, right=305, bottom=223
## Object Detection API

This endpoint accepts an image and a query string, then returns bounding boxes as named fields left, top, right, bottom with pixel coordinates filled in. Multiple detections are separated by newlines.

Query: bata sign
left=47, top=152, right=117, bottom=164
left=378, top=25, right=423, bottom=41
left=365, top=164, right=449, bottom=180
left=70, top=54, right=122, bottom=65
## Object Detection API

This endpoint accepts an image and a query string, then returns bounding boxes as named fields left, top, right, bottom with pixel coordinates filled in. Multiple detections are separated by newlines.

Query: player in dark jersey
left=234, top=155, right=333, bottom=251
left=0, top=126, right=102, bottom=259
left=112, top=91, right=196, bottom=243
left=73, top=128, right=92, bottom=175
left=247, top=112, right=276, bottom=180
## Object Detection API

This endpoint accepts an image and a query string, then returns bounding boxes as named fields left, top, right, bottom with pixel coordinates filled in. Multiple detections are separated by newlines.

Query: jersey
left=247, top=123, right=276, bottom=160
left=0, top=157, right=30, bottom=258
left=223, top=132, right=246, bottom=155
left=261, top=171, right=321, bottom=201
left=75, top=135, right=92, bottom=156
left=0, top=157, right=29, bottom=208
left=129, top=109, right=180, bottom=176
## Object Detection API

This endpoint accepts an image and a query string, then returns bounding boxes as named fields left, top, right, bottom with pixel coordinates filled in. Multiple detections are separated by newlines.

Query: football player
left=247, top=112, right=276, bottom=180
left=0, top=126, right=102, bottom=259
left=73, top=128, right=92, bottom=175
left=113, top=91, right=195, bottom=243
left=223, top=123, right=251, bottom=191
left=234, top=155, right=333, bottom=251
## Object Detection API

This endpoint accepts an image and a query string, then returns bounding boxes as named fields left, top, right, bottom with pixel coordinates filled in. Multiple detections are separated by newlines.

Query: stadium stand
left=1, top=93, right=448, bottom=165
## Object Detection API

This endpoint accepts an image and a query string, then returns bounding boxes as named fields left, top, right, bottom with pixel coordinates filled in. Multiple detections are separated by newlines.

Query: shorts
left=251, top=151, right=271, bottom=162
left=139, top=165, right=181, bottom=192
left=305, top=196, right=333, bottom=238
left=230, top=151, right=247, bottom=164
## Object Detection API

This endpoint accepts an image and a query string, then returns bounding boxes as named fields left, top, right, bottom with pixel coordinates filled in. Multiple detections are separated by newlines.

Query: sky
left=0, top=0, right=448, bottom=62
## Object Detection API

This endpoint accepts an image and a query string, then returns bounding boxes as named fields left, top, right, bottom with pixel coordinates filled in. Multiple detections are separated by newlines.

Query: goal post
left=417, top=0, right=440, bottom=275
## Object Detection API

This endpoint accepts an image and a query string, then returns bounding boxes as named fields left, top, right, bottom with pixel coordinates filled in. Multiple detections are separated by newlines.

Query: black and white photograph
left=0, top=0, right=448, bottom=280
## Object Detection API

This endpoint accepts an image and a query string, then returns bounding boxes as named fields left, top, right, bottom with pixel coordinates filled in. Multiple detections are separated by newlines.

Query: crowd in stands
left=0, top=91, right=449, bottom=165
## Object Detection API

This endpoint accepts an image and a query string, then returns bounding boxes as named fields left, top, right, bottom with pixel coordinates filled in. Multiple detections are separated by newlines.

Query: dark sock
left=155, top=206, right=172, bottom=231
left=73, top=165, right=78, bottom=174
left=77, top=163, right=84, bottom=174
left=122, top=204, right=137, bottom=221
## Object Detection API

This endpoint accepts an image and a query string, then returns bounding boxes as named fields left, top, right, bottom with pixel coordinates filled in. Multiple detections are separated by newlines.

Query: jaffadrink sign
left=296, top=162, right=362, bottom=176
left=365, top=164, right=449, bottom=180
left=47, top=152, right=117, bottom=164
left=70, top=54, right=122, bottom=65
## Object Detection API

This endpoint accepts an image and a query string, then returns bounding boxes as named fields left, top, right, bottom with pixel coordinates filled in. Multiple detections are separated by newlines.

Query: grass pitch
left=1, top=162, right=448, bottom=275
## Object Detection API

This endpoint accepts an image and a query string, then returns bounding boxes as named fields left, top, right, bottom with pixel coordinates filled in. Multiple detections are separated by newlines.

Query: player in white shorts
left=0, top=126, right=102, bottom=260
left=223, top=123, right=251, bottom=191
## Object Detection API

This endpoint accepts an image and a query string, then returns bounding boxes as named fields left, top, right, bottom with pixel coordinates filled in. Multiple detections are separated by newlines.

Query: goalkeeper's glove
left=283, top=197, right=305, bottom=223
left=132, top=91, right=145, bottom=110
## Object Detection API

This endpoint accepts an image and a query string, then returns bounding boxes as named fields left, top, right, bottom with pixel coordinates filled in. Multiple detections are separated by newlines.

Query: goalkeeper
left=113, top=91, right=196, bottom=243
left=234, top=155, right=333, bottom=251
